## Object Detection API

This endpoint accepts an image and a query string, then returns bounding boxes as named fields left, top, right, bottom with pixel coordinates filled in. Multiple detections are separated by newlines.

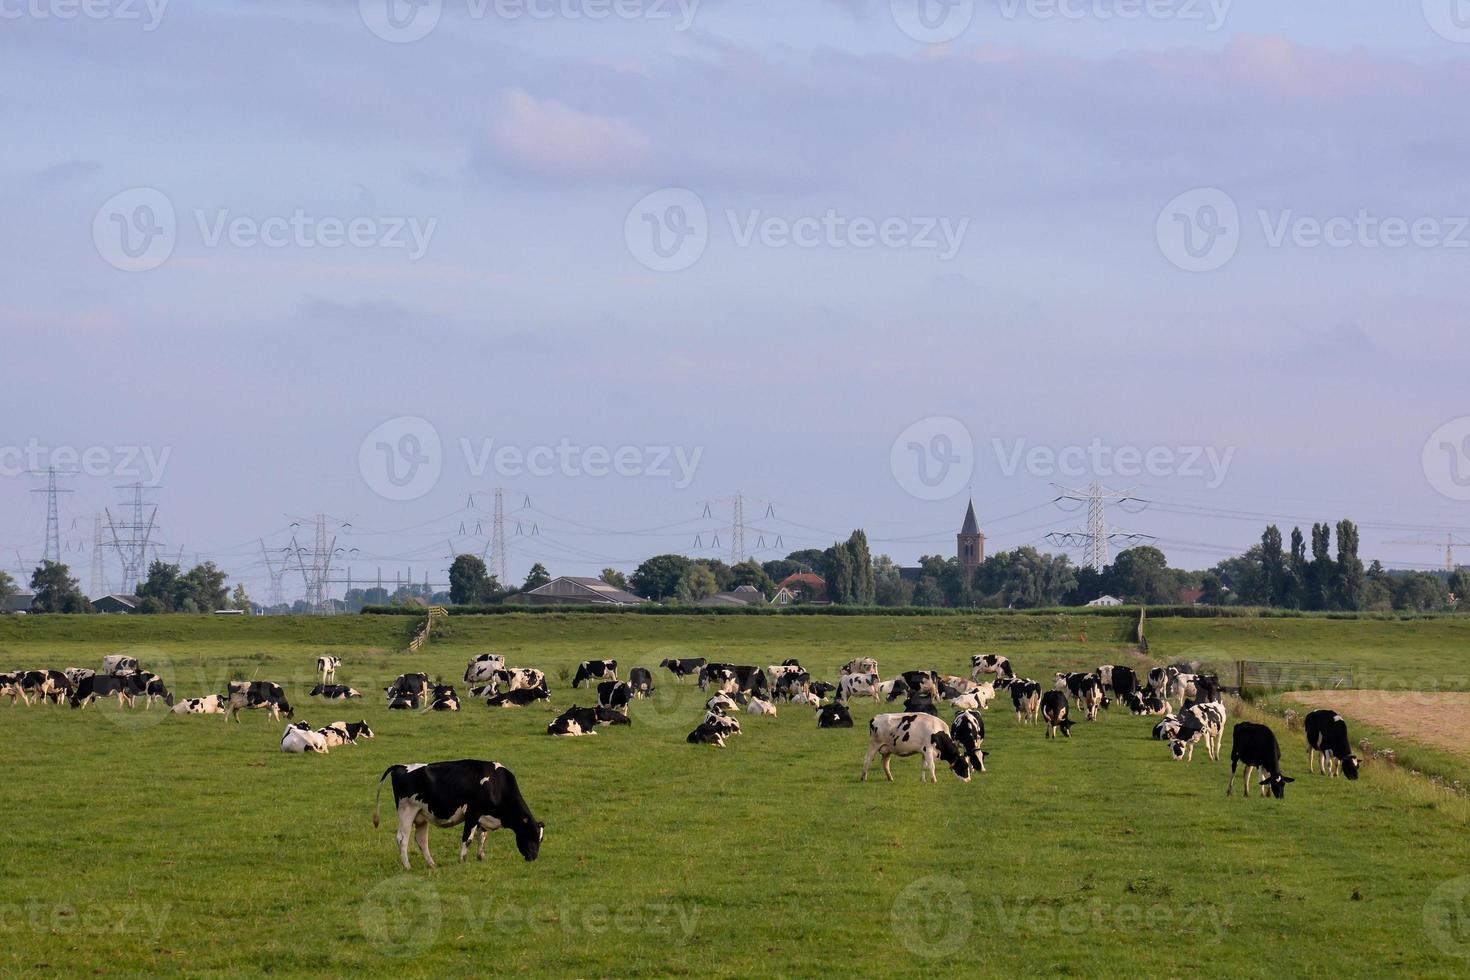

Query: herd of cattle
left=4, top=647, right=1369, bottom=867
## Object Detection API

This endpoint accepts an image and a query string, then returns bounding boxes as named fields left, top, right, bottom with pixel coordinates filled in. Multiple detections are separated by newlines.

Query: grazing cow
left=497, top=668, right=546, bottom=694
left=1, top=671, right=28, bottom=705
left=861, top=713, right=972, bottom=783
left=1152, top=714, right=1182, bottom=740
left=386, top=673, right=431, bottom=704
left=902, top=693, right=940, bottom=716
left=840, top=657, right=879, bottom=677
left=772, top=670, right=812, bottom=702
left=309, top=684, right=362, bottom=700
left=316, top=656, right=342, bottom=685
left=766, top=664, right=804, bottom=688
left=1227, top=722, right=1294, bottom=799
left=102, top=655, right=139, bottom=676
left=971, top=654, right=1013, bottom=680
left=948, top=684, right=994, bottom=712
left=1010, top=679, right=1042, bottom=725
left=596, top=680, right=632, bottom=714
left=71, top=672, right=142, bottom=709
left=686, top=720, right=729, bottom=746
left=281, top=722, right=329, bottom=754
left=1170, top=702, right=1226, bottom=762
left=63, top=667, right=95, bottom=686
left=1146, top=667, right=1169, bottom=698
left=900, top=670, right=942, bottom=699
left=463, top=654, right=507, bottom=683
left=428, top=685, right=461, bottom=712
left=950, top=709, right=987, bottom=773
left=1193, top=675, right=1222, bottom=704
left=133, top=671, right=173, bottom=709
left=698, top=662, right=736, bottom=691
left=1109, top=665, right=1138, bottom=702
left=1040, top=690, right=1074, bottom=739
left=727, top=666, right=769, bottom=698
left=1167, top=672, right=1199, bottom=705
left=840, top=672, right=881, bottom=702
left=226, top=680, right=293, bottom=722
left=22, top=669, right=72, bottom=704
left=1127, top=691, right=1170, bottom=716
left=746, top=697, right=777, bottom=716
left=171, top=694, right=227, bottom=715
left=572, top=659, right=618, bottom=689
left=373, top=760, right=544, bottom=868
left=659, top=657, right=706, bottom=683
left=547, top=705, right=629, bottom=736
left=808, top=681, right=837, bottom=700
left=817, top=703, right=853, bottom=728
left=1075, top=675, right=1109, bottom=721
left=628, top=667, right=654, bottom=699
left=880, top=678, right=909, bottom=702
left=1304, top=710, right=1360, bottom=779
left=484, top=688, right=550, bottom=708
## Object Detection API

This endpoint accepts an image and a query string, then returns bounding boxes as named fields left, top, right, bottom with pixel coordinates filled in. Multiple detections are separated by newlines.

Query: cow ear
left=1281, top=775, right=1294, bottom=783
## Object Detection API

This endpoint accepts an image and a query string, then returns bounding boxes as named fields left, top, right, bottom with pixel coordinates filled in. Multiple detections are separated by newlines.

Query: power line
left=1046, top=483, right=1155, bottom=572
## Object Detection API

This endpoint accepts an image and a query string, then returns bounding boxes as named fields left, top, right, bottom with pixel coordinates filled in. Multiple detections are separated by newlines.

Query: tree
left=137, top=560, right=182, bottom=612
left=1260, top=525, right=1285, bottom=607
left=872, top=555, right=910, bottom=607
left=675, top=564, right=718, bottom=603
left=1108, top=547, right=1173, bottom=604
left=1450, top=568, right=1470, bottom=606
left=761, top=559, right=804, bottom=584
left=825, top=542, right=855, bottom=604
left=1392, top=571, right=1448, bottom=612
left=630, top=555, right=691, bottom=601
left=362, top=587, right=389, bottom=606
left=449, top=555, right=497, bottom=605
left=599, top=568, right=629, bottom=591
left=0, top=570, right=14, bottom=600
left=522, top=563, right=551, bottom=591
left=729, top=559, right=775, bottom=597
left=30, top=561, right=90, bottom=613
left=177, top=562, right=230, bottom=613
left=784, top=549, right=828, bottom=577
left=694, top=559, right=735, bottom=592
left=231, top=583, right=252, bottom=612
left=846, top=530, right=874, bottom=605
left=1305, top=523, right=1334, bottom=610
left=1333, top=519, right=1366, bottom=611
left=911, top=576, right=945, bottom=607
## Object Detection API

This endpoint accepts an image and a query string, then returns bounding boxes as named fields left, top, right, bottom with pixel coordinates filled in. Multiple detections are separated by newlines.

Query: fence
left=1235, top=660, right=1355, bottom=694
left=406, top=606, right=449, bottom=654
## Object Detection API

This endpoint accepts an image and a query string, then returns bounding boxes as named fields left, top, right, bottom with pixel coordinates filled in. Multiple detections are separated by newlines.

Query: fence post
left=1236, top=659, right=1245, bottom=696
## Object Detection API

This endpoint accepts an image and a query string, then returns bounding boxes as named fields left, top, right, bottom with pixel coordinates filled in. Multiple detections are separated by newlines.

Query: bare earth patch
left=1281, top=690, right=1470, bottom=760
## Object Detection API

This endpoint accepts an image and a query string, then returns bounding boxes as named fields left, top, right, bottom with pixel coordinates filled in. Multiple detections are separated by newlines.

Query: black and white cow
left=1010, top=679, right=1042, bottom=725
left=373, top=760, right=544, bottom=869
left=102, top=655, right=139, bottom=676
left=698, top=662, right=736, bottom=691
left=902, top=693, right=940, bottom=717
left=171, top=694, right=228, bottom=715
left=1227, top=722, right=1294, bottom=799
left=705, top=693, right=740, bottom=714
left=1040, top=690, right=1074, bottom=739
left=808, top=681, right=837, bottom=701
left=1109, top=665, right=1138, bottom=702
left=596, top=680, right=631, bottom=714
left=627, top=667, right=654, bottom=699
left=1193, top=674, right=1222, bottom=704
left=1146, top=667, right=1169, bottom=698
left=547, top=705, right=631, bottom=736
left=316, top=656, right=342, bottom=685
left=463, top=654, right=507, bottom=683
left=1167, top=671, right=1199, bottom=705
left=659, top=657, right=706, bottom=683
left=1075, top=674, right=1109, bottom=721
left=1125, top=691, right=1170, bottom=716
left=1, top=671, right=27, bottom=705
left=1170, top=701, right=1227, bottom=762
left=817, top=703, right=853, bottom=728
left=1152, top=714, right=1182, bottom=740
left=500, top=668, right=547, bottom=694
left=309, top=683, right=362, bottom=700
left=1304, top=709, right=1360, bottom=779
left=388, top=692, right=421, bottom=710
left=701, top=711, right=742, bottom=738
left=861, top=713, right=972, bottom=783
left=428, top=684, right=461, bottom=712
left=386, top=672, right=431, bottom=705
left=22, top=669, right=72, bottom=704
left=281, top=722, right=330, bottom=753
left=948, top=682, right=995, bottom=712
left=226, top=680, right=293, bottom=722
left=484, top=688, right=550, bottom=708
left=319, top=720, right=375, bottom=746
left=950, top=709, right=987, bottom=773
left=70, top=672, right=140, bottom=709
left=900, top=670, right=942, bottom=699
left=970, top=654, right=1013, bottom=680
left=772, top=669, right=812, bottom=702
left=840, top=657, right=879, bottom=678
left=572, top=660, right=618, bottom=689
left=746, top=697, right=777, bottom=716
left=766, top=663, right=805, bottom=688
left=840, top=672, right=881, bottom=702
left=687, top=719, right=730, bottom=746
left=63, top=667, right=95, bottom=687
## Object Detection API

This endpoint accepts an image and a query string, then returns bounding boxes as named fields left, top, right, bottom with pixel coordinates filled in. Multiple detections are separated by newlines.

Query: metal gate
left=1235, top=660, right=1355, bottom=693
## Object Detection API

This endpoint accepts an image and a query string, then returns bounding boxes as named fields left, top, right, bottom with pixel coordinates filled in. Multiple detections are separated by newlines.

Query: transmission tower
left=260, top=539, right=288, bottom=608
left=105, top=482, right=159, bottom=593
left=30, top=468, right=74, bottom=565
left=1046, top=483, right=1155, bottom=572
left=292, top=515, right=343, bottom=615
left=90, top=515, right=108, bottom=598
left=488, top=488, right=508, bottom=585
left=731, top=493, right=746, bottom=564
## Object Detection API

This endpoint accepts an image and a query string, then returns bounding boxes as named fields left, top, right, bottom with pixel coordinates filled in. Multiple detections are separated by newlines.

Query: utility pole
left=731, top=492, right=745, bottom=564
left=90, top=515, right=107, bottom=598
left=30, top=468, right=74, bottom=565
left=1047, top=483, right=1154, bottom=572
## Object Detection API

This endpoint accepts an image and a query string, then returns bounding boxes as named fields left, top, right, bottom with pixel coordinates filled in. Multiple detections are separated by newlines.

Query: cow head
left=1055, top=718, right=1075, bottom=737
left=514, top=818, right=545, bottom=861
left=1261, top=773, right=1295, bottom=799
left=1341, top=755, right=1360, bottom=780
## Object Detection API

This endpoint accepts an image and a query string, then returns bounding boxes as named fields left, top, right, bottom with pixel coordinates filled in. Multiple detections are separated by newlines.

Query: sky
left=3, top=0, right=1470, bottom=601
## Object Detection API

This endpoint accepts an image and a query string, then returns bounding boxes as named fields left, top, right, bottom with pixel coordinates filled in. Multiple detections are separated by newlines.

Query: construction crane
left=1385, top=533, right=1470, bottom=572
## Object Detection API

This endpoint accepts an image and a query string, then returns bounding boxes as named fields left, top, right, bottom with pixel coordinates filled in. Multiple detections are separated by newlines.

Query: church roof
left=960, top=498, right=980, bottom=536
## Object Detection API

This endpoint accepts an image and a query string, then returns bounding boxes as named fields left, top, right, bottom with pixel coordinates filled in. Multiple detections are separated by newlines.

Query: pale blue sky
left=3, top=1, right=1469, bottom=598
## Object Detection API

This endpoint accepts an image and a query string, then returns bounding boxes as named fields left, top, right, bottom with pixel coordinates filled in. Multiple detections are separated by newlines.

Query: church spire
left=957, top=498, right=984, bottom=573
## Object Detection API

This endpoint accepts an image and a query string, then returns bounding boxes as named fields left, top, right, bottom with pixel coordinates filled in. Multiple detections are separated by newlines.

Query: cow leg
left=881, top=752, right=894, bottom=782
left=395, top=804, right=417, bottom=870
left=475, top=826, right=489, bottom=861
left=414, top=818, right=436, bottom=869
left=1226, top=762, right=1237, bottom=796
left=860, top=743, right=879, bottom=781
left=459, top=820, right=477, bottom=863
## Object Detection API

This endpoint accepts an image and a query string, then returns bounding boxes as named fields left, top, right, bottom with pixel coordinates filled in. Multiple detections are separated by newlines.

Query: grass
left=2, top=612, right=1469, bottom=976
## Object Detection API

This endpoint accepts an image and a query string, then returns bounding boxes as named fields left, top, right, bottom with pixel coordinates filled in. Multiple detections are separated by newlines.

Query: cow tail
left=373, top=765, right=403, bottom=828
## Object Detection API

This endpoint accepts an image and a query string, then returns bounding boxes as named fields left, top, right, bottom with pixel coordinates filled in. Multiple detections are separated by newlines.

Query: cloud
left=30, top=161, right=100, bottom=189
left=487, top=88, right=652, bottom=183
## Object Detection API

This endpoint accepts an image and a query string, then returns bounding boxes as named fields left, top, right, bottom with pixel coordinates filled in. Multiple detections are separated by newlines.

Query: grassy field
left=2, top=612, right=1469, bottom=977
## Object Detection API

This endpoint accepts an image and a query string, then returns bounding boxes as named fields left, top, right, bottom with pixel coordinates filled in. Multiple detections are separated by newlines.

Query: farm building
left=1086, top=594, right=1124, bottom=607
left=1, top=591, right=35, bottom=614
left=698, top=584, right=769, bottom=607
left=521, top=576, right=647, bottom=606
left=91, top=594, right=141, bottom=614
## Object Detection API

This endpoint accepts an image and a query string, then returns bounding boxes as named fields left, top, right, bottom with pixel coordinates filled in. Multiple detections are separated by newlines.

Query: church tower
left=957, top=498, right=984, bottom=575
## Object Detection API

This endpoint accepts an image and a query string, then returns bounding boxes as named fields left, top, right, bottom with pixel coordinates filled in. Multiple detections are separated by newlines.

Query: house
left=521, top=576, right=648, bottom=607
left=698, top=584, right=768, bottom=607
left=776, top=573, right=826, bottom=599
left=1085, top=594, right=1124, bottom=607
left=770, top=587, right=797, bottom=606
left=1, top=592, right=35, bottom=614
left=92, top=594, right=141, bottom=614
left=1178, top=587, right=1205, bottom=606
